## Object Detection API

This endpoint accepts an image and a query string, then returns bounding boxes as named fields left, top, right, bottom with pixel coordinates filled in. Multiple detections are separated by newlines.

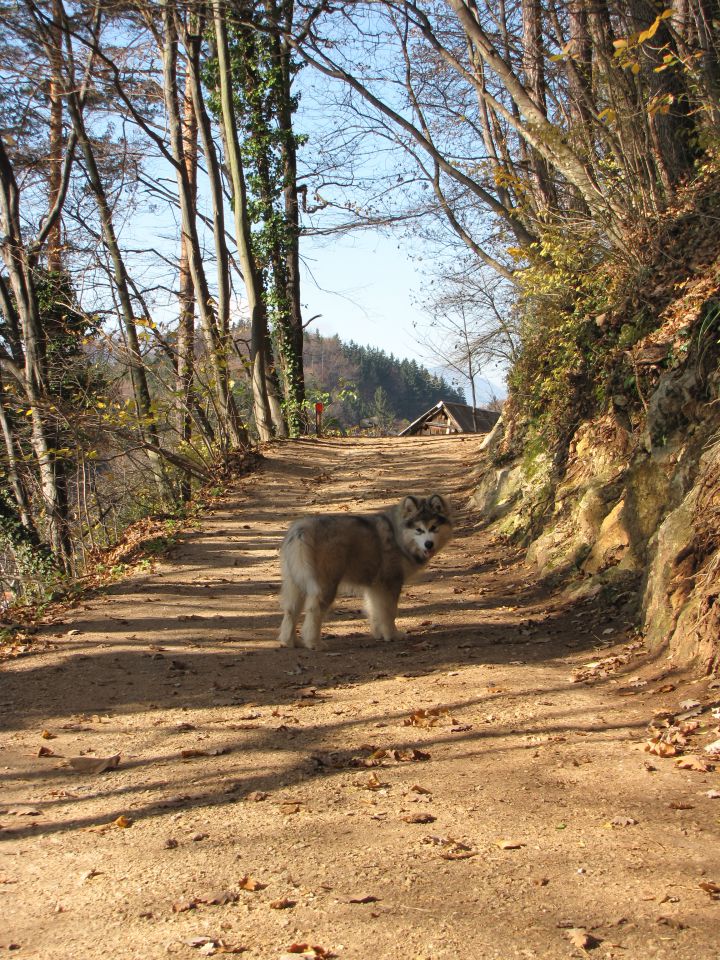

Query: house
left=399, top=400, right=501, bottom=437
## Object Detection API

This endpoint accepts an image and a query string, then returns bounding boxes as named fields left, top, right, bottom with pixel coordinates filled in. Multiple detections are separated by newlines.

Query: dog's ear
left=399, top=495, right=420, bottom=519
left=428, top=494, right=451, bottom=518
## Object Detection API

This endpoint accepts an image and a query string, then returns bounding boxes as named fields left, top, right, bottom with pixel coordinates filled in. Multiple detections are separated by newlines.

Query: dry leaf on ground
left=675, top=755, right=713, bottom=772
left=238, top=876, right=266, bottom=892
left=404, top=706, right=456, bottom=728
left=67, top=754, right=120, bottom=774
left=401, top=813, right=436, bottom=824
left=269, top=898, right=296, bottom=910
left=565, top=927, right=600, bottom=951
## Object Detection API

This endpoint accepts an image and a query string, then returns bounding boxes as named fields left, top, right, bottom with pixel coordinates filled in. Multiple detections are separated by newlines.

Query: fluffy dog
left=278, top=494, right=453, bottom=649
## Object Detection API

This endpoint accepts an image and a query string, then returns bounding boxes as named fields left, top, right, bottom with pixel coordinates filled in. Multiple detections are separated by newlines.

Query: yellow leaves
left=597, top=107, right=616, bottom=125
left=549, top=41, right=573, bottom=62
left=613, top=9, right=674, bottom=75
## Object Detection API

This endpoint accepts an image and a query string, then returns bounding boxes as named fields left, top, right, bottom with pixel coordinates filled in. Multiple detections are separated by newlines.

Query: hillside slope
left=473, top=175, right=720, bottom=674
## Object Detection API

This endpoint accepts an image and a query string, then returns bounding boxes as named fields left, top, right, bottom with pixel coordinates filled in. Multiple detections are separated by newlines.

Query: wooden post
left=315, top=402, right=324, bottom=436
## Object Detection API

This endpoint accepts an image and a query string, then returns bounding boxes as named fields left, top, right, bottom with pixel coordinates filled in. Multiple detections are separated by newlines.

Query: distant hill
left=303, top=332, right=465, bottom=428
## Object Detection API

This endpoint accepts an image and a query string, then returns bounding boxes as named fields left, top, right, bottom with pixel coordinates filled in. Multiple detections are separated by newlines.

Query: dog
left=277, top=494, right=453, bottom=649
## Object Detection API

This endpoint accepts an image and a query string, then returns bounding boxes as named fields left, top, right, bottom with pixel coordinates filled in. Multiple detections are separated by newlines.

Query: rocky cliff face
left=473, top=249, right=720, bottom=674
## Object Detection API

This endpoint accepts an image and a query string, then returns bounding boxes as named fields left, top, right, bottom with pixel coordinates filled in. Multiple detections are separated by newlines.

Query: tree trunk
left=521, top=0, right=557, bottom=213
left=64, top=89, right=172, bottom=503
left=46, top=0, right=64, bottom=273
left=160, top=1, right=247, bottom=452
left=177, top=57, right=197, bottom=502
left=0, top=140, right=70, bottom=565
left=212, top=0, right=275, bottom=441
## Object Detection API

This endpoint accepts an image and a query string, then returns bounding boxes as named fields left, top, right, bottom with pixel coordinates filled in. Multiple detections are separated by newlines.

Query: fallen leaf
left=41, top=729, right=56, bottom=740
left=198, top=890, right=239, bottom=906
left=244, top=791, right=268, bottom=802
left=164, top=838, right=179, bottom=849
left=114, top=815, right=132, bottom=828
left=706, top=789, right=720, bottom=799
left=610, top=816, right=638, bottom=827
left=440, top=848, right=478, bottom=861
left=279, top=802, right=301, bottom=815
left=675, top=755, right=713, bottom=772
left=238, top=875, right=266, bottom=892
left=37, top=746, right=55, bottom=757
left=404, top=706, right=455, bottom=728
left=704, top=739, right=720, bottom=756
left=496, top=839, right=526, bottom=849
left=269, top=898, right=296, bottom=910
left=565, top=928, right=600, bottom=951
left=67, top=754, right=120, bottom=774
left=348, top=894, right=379, bottom=904
left=353, top=772, right=386, bottom=790
left=401, top=813, right=436, bottom=824
left=281, top=946, right=331, bottom=959
left=644, top=740, right=677, bottom=758
left=668, top=801, right=694, bottom=810
left=173, top=899, right=198, bottom=913
left=679, top=699, right=701, bottom=711
left=699, top=880, right=720, bottom=899
left=410, top=784, right=431, bottom=795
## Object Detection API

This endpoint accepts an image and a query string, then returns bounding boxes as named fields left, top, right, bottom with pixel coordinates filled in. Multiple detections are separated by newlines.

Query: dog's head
left=398, top=494, right=453, bottom=563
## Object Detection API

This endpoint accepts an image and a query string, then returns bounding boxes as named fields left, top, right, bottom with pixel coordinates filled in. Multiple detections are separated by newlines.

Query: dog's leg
left=299, top=583, right=336, bottom=650
left=278, top=579, right=304, bottom=648
left=364, top=585, right=403, bottom=641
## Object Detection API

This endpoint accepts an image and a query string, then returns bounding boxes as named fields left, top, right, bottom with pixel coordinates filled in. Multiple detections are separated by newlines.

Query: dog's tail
left=280, top=520, right=318, bottom=598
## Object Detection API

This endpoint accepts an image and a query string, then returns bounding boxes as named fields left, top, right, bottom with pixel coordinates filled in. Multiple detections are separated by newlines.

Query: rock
left=583, top=498, right=637, bottom=574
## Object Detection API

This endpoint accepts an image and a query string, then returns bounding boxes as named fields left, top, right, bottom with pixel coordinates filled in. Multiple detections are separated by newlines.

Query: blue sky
left=300, top=231, right=507, bottom=403
left=300, top=231, right=425, bottom=359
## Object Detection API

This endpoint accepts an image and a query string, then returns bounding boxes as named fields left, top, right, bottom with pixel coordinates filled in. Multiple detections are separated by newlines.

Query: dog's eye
left=415, top=527, right=424, bottom=534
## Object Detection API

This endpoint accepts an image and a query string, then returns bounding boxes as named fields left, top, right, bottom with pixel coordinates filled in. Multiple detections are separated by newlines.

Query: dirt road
left=1, top=437, right=719, bottom=959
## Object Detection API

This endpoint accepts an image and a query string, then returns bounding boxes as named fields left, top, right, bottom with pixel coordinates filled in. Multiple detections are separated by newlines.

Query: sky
left=299, top=230, right=507, bottom=403
left=300, top=231, right=425, bottom=359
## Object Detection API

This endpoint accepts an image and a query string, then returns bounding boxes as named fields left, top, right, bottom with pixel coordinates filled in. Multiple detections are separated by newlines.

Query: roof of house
left=399, top=400, right=501, bottom=436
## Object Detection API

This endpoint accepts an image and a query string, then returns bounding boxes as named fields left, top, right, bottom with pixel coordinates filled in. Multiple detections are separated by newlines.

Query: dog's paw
left=278, top=631, right=299, bottom=648
left=379, top=628, right=405, bottom=642
left=299, top=633, right=324, bottom=651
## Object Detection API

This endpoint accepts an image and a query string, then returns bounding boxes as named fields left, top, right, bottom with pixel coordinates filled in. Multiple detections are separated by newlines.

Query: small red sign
left=315, top=402, right=324, bottom=413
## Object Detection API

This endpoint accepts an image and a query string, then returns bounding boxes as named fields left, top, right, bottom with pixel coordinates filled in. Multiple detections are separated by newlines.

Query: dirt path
left=2, top=437, right=719, bottom=960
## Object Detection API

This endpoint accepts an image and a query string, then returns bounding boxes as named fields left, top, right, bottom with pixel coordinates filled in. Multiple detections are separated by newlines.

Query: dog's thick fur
left=278, top=494, right=453, bottom=649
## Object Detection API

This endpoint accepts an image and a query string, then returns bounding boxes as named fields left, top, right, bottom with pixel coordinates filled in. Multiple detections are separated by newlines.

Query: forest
left=1, top=0, right=719, bottom=616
